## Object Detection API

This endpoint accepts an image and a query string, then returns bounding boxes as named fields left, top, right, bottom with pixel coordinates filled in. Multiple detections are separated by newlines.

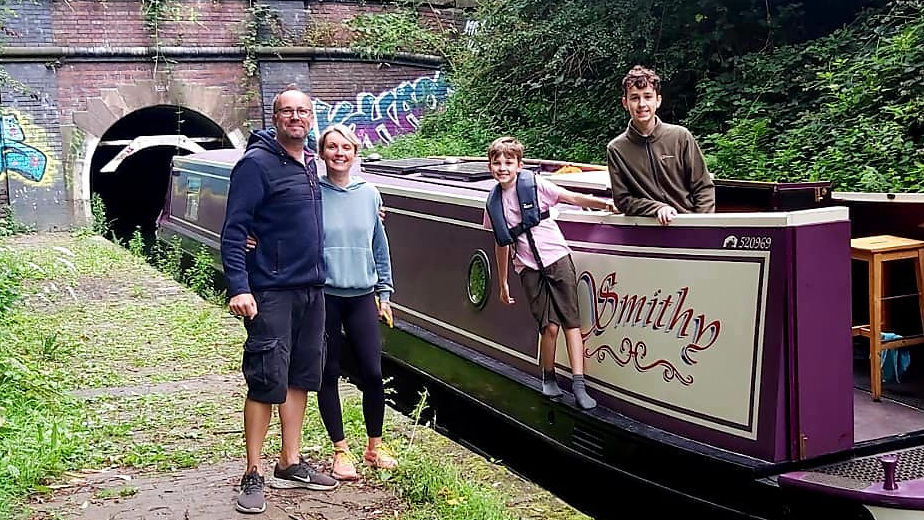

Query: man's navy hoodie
left=220, top=129, right=325, bottom=297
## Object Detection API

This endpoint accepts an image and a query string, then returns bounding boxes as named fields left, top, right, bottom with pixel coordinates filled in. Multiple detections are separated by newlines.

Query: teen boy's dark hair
left=622, top=66, right=661, bottom=97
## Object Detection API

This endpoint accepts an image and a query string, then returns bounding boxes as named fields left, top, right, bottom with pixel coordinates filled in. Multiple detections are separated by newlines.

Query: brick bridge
left=0, top=0, right=471, bottom=233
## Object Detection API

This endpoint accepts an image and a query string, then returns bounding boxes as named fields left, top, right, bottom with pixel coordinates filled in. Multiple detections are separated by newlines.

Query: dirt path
left=30, top=462, right=398, bottom=520
left=6, top=233, right=589, bottom=520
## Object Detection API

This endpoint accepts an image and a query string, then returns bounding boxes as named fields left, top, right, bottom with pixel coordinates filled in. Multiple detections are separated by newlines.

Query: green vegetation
left=151, top=234, right=183, bottom=281
left=0, top=0, right=31, bottom=94
left=183, top=243, right=224, bottom=303
left=0, top=234, right=240, bottom=517
left=0, top=234, right=581, bottom=520
left=0, top=208, right=33, bottom=238
left=127, top=227, right=146, bottom=257
left=347, top=9, right=454, bottom=60
left=380, top=0, right=924, bottom=192
left=89, top=193, right=110, bottom=237
left=94, top=486, right=139, bottom=499
left=696, top=1, right=924, bottom=191
left=0, top=241, right=94, bottom=518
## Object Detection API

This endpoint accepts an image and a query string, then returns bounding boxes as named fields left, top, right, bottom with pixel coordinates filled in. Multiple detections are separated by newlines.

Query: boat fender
left=485, top=169, right=549, bottom=247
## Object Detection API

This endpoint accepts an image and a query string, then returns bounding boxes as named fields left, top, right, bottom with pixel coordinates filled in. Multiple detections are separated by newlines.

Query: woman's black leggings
left=318, top=292, right=385, bottom=442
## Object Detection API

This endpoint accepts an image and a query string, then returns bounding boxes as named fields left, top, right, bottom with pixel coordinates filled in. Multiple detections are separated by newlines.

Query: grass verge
left=1, top=233, right=584, bottom=520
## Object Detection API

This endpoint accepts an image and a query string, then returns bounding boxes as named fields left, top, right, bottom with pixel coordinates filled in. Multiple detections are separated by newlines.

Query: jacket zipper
left=301, top=158, right=323, bottom=283
left=645, top=139, right=668, bottom=201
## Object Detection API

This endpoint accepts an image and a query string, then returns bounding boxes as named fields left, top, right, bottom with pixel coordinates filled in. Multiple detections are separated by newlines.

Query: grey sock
left=542, top=370, right=563, bottom=397
left=572, top=375, right=597, bottom=410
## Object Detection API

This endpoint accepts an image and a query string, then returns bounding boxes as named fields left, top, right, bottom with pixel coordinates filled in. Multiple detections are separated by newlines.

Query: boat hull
left=156, top=152, right=924, bottom=519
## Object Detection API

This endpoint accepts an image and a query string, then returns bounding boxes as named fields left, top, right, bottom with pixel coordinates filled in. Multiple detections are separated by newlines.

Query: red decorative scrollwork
left=584, top=338, right=694, bottom=386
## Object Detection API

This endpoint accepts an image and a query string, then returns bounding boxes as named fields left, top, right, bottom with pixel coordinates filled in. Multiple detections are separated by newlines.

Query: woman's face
left=321, top=131, right=356, bottom=175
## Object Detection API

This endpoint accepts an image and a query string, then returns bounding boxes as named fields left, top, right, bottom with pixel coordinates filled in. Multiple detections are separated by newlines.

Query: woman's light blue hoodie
left=319, top=173, right=394, bottom=301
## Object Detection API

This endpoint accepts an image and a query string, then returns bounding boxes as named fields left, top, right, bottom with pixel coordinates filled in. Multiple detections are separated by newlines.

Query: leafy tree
left=390, top=0, right=885, bottom=164
left=698, top=0, right=924, bottom=191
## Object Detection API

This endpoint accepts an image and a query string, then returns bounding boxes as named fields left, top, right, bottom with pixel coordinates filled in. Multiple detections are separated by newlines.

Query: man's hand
left=230, top=293, right=258, bottom=318
left=245, top=235, right=257, bottom=251
left=378, top=206, right=386, bottom=221
left=656, top=205, right=677, bottom=226
left=499, top=283, right=515, bottom=305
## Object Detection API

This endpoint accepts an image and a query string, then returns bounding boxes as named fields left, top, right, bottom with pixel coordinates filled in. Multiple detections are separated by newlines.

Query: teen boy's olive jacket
left=607, top=117, right=715, bottom=217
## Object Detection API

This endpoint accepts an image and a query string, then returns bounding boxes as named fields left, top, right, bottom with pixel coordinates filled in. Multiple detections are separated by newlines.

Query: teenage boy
left=483, top=136, right=615, bottom=410
left=607, top=65, right=715, bottom=225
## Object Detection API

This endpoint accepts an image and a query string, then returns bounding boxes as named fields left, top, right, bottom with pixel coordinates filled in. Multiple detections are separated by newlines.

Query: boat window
left=467, top=250, right=491, bottom=310
left=185, top=176, right=201, bottom=221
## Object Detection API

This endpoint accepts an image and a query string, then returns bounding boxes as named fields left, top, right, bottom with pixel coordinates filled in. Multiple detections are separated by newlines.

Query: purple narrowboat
left=159, top=150, right=924, bottom=520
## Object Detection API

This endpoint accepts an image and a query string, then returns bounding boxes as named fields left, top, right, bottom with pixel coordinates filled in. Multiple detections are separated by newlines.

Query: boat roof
left=173, top=148, right=245, bottom=167
left=173, top=150, right=849, bottom=227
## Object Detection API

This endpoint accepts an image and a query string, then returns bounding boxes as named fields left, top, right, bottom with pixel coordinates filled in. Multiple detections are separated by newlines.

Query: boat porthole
left=467, top=250, right=491, bottom=310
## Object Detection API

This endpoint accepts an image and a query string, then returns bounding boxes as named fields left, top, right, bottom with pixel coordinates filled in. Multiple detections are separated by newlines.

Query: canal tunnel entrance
left=90, top=105, right=230, bottom=242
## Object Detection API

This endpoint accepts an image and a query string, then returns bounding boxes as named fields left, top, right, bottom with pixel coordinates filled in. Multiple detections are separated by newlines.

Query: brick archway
left=66, top=75, right=251, bottom=221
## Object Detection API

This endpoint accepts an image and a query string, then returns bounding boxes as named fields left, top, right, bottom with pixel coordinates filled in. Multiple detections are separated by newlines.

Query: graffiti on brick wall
left=1, top=112, right=54, bottom=185
left=313, top=71, right=452, bottom=149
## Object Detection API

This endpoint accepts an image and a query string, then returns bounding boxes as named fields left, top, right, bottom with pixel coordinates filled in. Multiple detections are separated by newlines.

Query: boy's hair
left=488, top=136, right=524, bottom=163
left=318, top=123, right=361, bottom=151
left=622, top=66, right=661, bottom=96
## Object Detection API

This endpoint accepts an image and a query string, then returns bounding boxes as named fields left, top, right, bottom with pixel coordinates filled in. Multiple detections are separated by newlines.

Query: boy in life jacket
left=482, top=136, right=616, bottom=410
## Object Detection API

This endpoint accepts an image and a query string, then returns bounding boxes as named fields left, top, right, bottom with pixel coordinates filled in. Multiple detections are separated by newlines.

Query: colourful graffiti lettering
left=1, top=114, right=48, bottom=182
left=313, top=72, right=452, bottom=148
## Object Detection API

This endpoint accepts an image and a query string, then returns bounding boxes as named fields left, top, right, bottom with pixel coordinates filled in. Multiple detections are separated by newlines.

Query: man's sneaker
left=271, top=456, right=338, bottom=490
left=236, top=467, right=266, bottom=514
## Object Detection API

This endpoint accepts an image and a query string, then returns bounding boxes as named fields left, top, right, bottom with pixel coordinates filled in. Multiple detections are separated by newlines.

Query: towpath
left=2, top=233, right=588, bottom=520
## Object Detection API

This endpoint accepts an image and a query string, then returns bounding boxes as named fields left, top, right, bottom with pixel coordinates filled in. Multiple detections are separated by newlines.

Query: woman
left=315, top=124, right=396, bottom=480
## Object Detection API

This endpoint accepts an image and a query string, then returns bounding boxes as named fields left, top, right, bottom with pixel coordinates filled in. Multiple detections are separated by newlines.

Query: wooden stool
left=852, top=235, right=924, bottom=400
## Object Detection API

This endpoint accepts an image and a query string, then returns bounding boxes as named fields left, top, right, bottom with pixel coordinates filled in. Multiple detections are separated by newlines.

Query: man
left=221, top=85, right=337, bottom=515
left=607, top=65, right=715, bottom=225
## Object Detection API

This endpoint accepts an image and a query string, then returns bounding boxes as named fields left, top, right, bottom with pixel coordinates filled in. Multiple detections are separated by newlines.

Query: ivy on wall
left=300, top=1, right=459, bottom=60
left=0, top=0, right=32, bottom=95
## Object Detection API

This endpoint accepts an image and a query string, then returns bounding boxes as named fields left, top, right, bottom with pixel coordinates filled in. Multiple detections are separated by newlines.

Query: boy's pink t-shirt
left=482, top=176, right=571, bottom=273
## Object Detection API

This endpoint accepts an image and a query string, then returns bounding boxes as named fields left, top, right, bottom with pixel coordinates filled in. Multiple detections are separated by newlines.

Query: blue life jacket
left=485, top=169, right=550, bottom=247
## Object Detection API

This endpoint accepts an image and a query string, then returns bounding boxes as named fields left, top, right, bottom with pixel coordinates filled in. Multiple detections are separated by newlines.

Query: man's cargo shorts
left=241, top=287, right=326, bottom=404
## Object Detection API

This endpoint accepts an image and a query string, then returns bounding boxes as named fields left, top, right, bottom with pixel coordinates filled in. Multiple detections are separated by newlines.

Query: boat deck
left=855, top=389, right=924, bottom=442
left=855, top=353, right=924, bottom=442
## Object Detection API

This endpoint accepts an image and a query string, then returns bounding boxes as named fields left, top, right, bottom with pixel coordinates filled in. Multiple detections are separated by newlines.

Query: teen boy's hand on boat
left=656, top=205, right=677, bottom=225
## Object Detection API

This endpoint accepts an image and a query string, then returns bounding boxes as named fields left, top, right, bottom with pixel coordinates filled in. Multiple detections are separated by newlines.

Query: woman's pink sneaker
left=364, top=446, right=398, bottom=470
left=331, top=447, right=358, bottom=481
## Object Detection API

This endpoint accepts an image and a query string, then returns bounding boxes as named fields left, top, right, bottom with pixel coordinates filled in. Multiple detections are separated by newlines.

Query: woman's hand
left=245, top=235, right=257, bottom=250
left=378, top=300, right=394, bottom=327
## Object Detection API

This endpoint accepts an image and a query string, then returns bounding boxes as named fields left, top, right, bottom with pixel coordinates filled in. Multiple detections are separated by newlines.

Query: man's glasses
left=275, top=108, right=312, bottom=119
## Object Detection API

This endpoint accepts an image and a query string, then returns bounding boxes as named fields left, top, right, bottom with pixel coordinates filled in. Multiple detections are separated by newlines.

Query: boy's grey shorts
left=519, top=254, right=581, bottom=333
left=241, top=287, right=326, bottom=404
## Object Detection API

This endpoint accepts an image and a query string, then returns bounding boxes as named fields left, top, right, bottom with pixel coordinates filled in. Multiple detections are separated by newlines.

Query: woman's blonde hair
left=318, top=124, right=361, bottom=153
